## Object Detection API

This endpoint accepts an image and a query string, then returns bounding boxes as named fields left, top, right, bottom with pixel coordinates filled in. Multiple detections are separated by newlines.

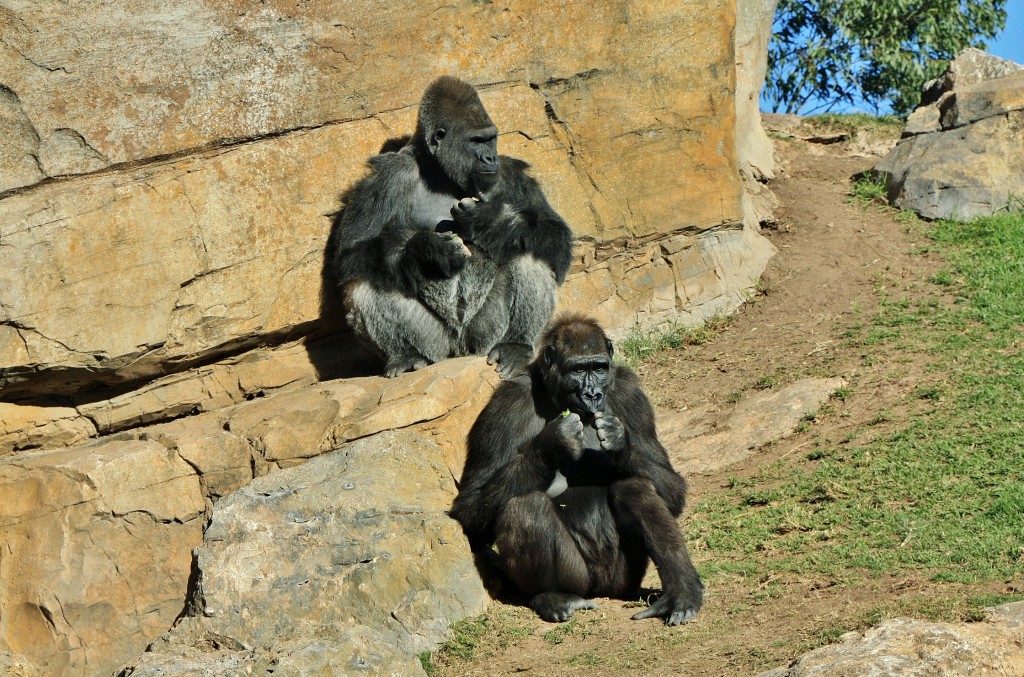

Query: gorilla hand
left=631, top=578, right=704, bottom=626
left=593, top=412, right=627, bottom=457
left=487, top=342, right=533, bottom=380
left=537, top=412, right=584, bottom=467
left=402, top=229, right=471, bottom=282
left=451, top=195, right=503, bottom=244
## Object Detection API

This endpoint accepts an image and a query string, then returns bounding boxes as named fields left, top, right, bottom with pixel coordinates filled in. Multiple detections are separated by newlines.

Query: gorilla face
left=417, top=76, right=501, bottom=197
left=545, top=346, right=615, bottom=418
left=431, top=123, right=500, bottom=197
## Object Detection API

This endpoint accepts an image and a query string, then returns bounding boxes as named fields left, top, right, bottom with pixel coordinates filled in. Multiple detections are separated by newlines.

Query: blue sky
left=989, top=0, right=1024, bottom=64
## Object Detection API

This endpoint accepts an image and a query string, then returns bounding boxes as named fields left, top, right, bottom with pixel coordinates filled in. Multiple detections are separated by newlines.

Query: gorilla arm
left=451, top=379, right=584, bottom=547
left=599, top=365, right=702, bottom=624
left=602, top=366, right=688, bottom=516
left=333, top=153, right=469, bottom=297
left=450, top=158, right=574, bottom=283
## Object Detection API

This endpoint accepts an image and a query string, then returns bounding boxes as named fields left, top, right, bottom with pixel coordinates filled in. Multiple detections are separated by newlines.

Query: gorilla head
left=416, top=76, right=500, bottom=197
left=539, top=314, right=616, bottom=418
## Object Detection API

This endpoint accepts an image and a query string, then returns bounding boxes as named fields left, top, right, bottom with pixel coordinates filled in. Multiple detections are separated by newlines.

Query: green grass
left=803, top=113, right=905, bottom=135
left=848, top=172, right=889, bottom=207
left=691, top=212, right=1024, bottom=609
left=618, top=315, right=730, bottom=366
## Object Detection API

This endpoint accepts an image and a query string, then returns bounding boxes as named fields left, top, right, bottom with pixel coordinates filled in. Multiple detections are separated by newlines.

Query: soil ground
left=431, top=125, right=977, bottom=676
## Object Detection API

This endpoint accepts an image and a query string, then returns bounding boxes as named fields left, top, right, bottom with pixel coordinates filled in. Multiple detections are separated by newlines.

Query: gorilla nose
left=581, top=391, right=605, bottom=413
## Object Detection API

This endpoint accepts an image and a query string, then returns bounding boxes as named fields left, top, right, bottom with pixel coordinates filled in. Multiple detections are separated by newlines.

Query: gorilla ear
left=606, top=338, right=614, bottom=358
left=432, top=128, right=447, bottom=148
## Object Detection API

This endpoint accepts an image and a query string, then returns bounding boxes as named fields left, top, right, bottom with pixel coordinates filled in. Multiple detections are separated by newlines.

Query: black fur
left=450, top=314, right=704, bottom=625
left=330, top=76, right=574, bottom=378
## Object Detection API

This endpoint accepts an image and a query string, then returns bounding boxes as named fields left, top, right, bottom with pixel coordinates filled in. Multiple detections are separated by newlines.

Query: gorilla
left=330, top=76, right=574, bottom=379
left=450, top=314, right=704, bottom=625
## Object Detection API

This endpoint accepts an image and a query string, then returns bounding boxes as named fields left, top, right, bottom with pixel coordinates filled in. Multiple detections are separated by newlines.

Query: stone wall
left=0, top=1, right=777, bottom=675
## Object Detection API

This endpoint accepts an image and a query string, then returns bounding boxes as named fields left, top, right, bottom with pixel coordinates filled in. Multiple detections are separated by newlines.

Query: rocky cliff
left=0, top=2, right=776, bottom=675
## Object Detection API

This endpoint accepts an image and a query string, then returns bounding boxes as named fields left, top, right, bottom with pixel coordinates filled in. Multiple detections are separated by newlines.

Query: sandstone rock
left=117, top=431, right=486, bottom=677
left=0, top=438, right=206, bottom=677
left=119, top=631, right=423, bottom=677
left=662, top=377, right=846, bottom=475
left=0, top=355, right=498, bottom=677
left=878, top=50, right=1024, bottom=220
left=1, top=221, right=773, bottom=458
left=758, top=602, right=1024, bottom=676
left=0, top=402, right=96, bottom=456
left=1, top=0, right=766, bottom=409
left=0, top=651, right=41, bottom=677
left=0, top=86, right=43, bottom=193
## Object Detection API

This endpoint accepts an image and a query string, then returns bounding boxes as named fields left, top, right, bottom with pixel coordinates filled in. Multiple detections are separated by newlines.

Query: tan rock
left=663, top=377, right=847, bottom=475
left=758, top=602, right=1024, bottom=676
left=0, top=403, right=95, bottom=456
left=736, top=0, right=779, bottom=182
left=0, top=439, right=205, bottom=677
left=1, top=0, right=763, bottom=409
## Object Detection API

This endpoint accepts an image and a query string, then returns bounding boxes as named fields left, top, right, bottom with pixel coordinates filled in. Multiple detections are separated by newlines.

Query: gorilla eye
left=434, top=128, right=447, bottom=142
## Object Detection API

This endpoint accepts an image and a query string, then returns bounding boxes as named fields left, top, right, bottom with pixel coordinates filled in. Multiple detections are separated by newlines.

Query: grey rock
left=921, top=47, right=1024, bottom=106
left=878, top=110, right=1024, bottom=221
left=116, top=430, right=487, bottom=676
left=878, top=49, right=1024, bottom=219
left=758, top=602, right=1024, bottom=676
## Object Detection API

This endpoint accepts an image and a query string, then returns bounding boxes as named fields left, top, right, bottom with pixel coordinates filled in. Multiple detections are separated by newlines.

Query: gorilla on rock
left=330, top=76, right=574, bottom=378
left=451, top=314, right=704, bottom=625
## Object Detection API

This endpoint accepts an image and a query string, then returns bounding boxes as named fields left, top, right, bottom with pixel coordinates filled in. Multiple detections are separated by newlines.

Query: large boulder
left=117, top=431, right=487, bottom=676
left=876, top=50, right=1024, bottom=220
left=758, top=602, right=1024, bottom=676
left=0, top=357, right=496, bottom=677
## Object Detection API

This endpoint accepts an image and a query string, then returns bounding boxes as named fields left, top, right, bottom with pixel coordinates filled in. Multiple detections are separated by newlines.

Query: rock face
left=117, top=431, right=487, bottom=676
left=876, top=49, right=1024, bottom=220
left=0, top=358, right=496, bottom=677
left=758, top=602, right=1024, bottom=676
left=0, top=0, right=775, bottom=458
left=735, top=0, right=779, bottom=183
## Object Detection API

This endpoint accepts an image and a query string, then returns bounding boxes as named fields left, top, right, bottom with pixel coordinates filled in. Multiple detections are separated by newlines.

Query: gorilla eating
left=330, top=76, right=574, bottom=379
left=450, top=314, right=704, bottom=625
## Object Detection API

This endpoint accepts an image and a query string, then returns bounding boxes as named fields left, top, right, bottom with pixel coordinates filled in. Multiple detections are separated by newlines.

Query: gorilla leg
left=469, top=255, right=558, bottom=378
left=344, top=281, right=454, bottom=377
left=610, top=477, right=704, bottom=626
left=494, top=492, right=597, bottom=622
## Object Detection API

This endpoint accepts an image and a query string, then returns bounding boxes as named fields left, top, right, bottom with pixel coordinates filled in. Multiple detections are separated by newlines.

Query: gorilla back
left=330, top=76, right=574, bottom=378
left=451, top=314, right=704, bottom=625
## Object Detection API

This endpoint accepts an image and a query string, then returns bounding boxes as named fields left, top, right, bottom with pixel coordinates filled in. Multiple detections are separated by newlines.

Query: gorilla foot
left=384, top=353, right=430, bottom=378
left=630, top=582, right=704, bottom=626
left=487, top=342, right=534, bottom=380
left=529, top=592, right=597, bottom=623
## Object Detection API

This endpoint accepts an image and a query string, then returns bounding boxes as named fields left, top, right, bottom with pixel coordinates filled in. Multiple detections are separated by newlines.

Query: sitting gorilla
left=330, top=76, right=574, bottom=378
left=450, top=314, right=704, bottom=625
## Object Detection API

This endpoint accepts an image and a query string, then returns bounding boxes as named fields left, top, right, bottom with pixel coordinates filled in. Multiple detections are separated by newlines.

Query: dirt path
left=431, top=128, right=956, bottom=676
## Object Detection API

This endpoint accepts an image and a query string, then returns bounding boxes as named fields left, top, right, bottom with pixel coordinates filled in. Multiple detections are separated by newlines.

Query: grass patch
left=848, top=172, right=889, bottom=207
left=692, top=211, right=1024, bottom=596
left=619, top=315, right=729, bottom=366
left=803, top=113, right=904, bottom=135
